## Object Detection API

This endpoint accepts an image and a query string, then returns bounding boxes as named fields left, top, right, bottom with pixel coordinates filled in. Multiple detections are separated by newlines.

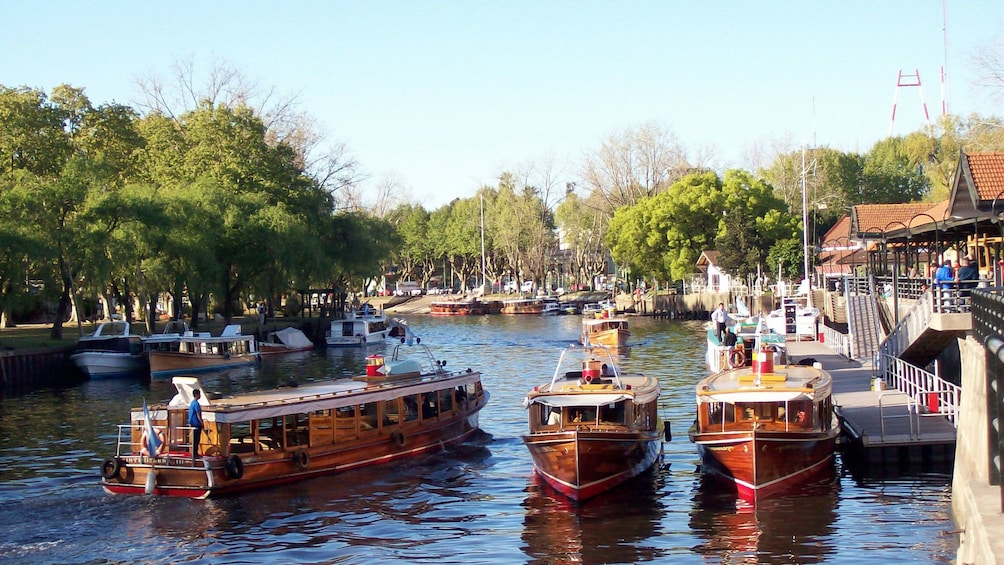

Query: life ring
left=729, top=348, right=746, bottom=368
left=293, top=449, right=309, bottom=470
left=225, top=454, right=244, bottom=479
left=391, top=430, right=406, bottom=449
left=100, top=457, right=122, bottom=480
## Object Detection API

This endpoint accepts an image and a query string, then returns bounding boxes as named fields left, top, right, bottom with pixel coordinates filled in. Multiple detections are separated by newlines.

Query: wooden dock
left=785, top=340, right=956, bottom=474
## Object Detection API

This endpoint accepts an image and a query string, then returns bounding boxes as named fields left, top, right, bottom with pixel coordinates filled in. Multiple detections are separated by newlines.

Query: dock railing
left=880, top=352, right=961, bottom=427
left=819, top=324, right=852, bottom=358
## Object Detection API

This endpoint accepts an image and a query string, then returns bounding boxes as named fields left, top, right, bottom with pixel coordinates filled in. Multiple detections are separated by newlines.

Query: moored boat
left=100, top=333, right=489, bottom=498
left=581, top=300, right=616, bottom=318
left=689, top=352, right=839, bottom=502
left=501, top=298, right=545, bottom=315
left=522, top=346, right=664, bottom=501
left=326, top=305, right=391, bottom=346
left=147, top=324, right=259, bottom=378
left=429, top=299, right=487, bottom=316
left=581, top=316, right=630, bottom=349
left=70, top=321, right=146, bottom=378
left=259, top=326, right=314, bottom=356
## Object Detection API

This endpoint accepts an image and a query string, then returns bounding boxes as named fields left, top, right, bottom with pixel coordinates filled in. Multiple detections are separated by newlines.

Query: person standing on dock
left=711, top=303, right=727, bottom=342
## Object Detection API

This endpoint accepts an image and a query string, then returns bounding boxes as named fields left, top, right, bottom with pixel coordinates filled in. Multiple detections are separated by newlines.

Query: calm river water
left=0, top=315, right=958, bottom=564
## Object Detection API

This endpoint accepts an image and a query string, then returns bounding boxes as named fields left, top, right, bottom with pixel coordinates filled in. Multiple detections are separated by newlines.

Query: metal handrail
left=877, top=392, right=918, bottom=440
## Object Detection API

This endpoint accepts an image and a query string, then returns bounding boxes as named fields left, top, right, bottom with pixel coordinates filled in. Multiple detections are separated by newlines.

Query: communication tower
left=889, top=69, right=931, bottom=137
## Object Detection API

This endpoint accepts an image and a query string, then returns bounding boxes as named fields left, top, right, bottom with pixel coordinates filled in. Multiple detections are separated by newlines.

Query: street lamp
left=908, top=213, right=941, bottom=277
left=884, top=220, right=909, bottom=325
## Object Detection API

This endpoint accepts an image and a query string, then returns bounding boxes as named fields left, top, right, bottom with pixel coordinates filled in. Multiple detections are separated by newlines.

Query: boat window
left=382, top=399, right=401, bottom=428
left=454, top=386, right=468, bottom=409
left=737, top=403, right=773, bottom=421
left=402, top=395, right=419, bottom=423
left=570, top=407, right=596, bottom=424
left=285, top=413, right=309, bottom=448
left=359, top=402, right=378, bottom=432
left=229, top=421, right=255, bottom=454
left=707, top=402, right=734, bottom=425
left=599, top=401, right=625, bottom=425
left=310, top=410, right=333, bottom=446
left=257, top=417, right=284, bottom=451
left=421, top=392, right=439, bottom=420
left=539, top=405, right=561, bottom=427
left=438, top=388, right=453, bottom=413
left=634, top=401, right=657, bottom=430
left=335, top=405, right=357, bottom=440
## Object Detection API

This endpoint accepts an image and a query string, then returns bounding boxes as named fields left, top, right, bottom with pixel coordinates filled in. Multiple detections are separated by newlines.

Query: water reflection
left=521, top=470, right=664, bottom=564
left=689, top=471, right=840, bottom=563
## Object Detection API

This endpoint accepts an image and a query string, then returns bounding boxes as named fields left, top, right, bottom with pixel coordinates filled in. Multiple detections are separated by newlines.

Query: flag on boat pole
left=143, top=398, right=162, bottom=459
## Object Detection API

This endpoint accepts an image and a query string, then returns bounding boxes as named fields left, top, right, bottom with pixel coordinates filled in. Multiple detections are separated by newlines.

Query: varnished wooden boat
left=501, top=298, right=545, bottom=315
left=429, top=299, right=487, bottom=316
left=100, top=335, right=489, bottom=498
left=580, top=317, right=630, bottom=348
left=146, top=324, right=259, bottom=378
left=689, top=351, right=839, bottom=502
left=522, top=346, right=663, bottom=501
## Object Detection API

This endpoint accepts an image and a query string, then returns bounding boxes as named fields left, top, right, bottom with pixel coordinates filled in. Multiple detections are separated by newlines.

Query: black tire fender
left=391, top=430, right=406, bottom=449
left=293, top=449, right=309, bottom=470
left=225, top=454, right=244, bottom=479
left=100, top=457, right=122, bottom=480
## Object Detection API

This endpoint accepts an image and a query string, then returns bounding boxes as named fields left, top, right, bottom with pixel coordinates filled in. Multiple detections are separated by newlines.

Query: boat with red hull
left=689, top=351, right=839, bottom=502
left=522, top=346, right=663, bottom=501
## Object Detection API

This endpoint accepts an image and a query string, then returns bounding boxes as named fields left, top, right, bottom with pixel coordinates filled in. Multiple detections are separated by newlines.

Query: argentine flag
left=143, top=398, right=162, bottom=458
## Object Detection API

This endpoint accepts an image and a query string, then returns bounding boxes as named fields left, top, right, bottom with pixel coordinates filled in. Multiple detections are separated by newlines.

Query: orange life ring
left=729, top=348, right=746, bottom=368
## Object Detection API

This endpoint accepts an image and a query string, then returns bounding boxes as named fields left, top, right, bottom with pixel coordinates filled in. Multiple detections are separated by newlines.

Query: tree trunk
left=50, top=275, right=72, bottom=340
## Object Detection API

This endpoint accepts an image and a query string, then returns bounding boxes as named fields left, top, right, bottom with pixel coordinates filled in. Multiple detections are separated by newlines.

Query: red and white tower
left=889, top=69, right=932, bottom=137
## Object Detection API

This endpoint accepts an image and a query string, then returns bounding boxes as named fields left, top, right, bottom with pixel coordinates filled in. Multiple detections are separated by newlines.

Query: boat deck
left=785, top=340, right=956, bottom=470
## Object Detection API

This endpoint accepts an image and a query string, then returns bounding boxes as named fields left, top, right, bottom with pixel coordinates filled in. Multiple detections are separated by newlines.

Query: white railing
left=819, top=325, right=852, bottom=358
left=880, top=353, right=961, bottom=427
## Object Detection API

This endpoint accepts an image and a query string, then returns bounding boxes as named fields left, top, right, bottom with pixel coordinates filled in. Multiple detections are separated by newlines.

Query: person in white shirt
left=711, top=303, right=728, bottom=342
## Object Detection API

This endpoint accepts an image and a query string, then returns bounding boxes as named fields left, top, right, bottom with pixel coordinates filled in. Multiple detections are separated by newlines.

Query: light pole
left=909, top=213, right=940, bottom=278
left=884, top=221, right=909, bottom=325
left=991, top=190, right=1004, bottom=285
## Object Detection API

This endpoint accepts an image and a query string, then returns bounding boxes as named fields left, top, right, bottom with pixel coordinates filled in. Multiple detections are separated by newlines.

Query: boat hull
left=149, top=351, right=259, bottom=377
left=429, top=302, right=486, bottom=316
left=582, top=327, right=629, bottom=349
left=103, top=402, right=486, bottom=498
left=325, top=331, right=388, bottom=347
left=522, top=430, right=662, bottom=501
left=693, top=428, right=838, bottom=502
left=71, top=351, right=146, bottom=379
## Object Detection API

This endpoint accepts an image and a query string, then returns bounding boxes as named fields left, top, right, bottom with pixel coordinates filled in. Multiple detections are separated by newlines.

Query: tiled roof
left=821, top=215, right=851, bottom=243
left=852, top=203, right=933, bottom=236
left=966, top=153, right=1004, bottom=201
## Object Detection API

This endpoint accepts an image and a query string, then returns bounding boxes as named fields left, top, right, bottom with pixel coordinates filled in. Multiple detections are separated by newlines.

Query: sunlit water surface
left=0, top=315, right=958, bottom=564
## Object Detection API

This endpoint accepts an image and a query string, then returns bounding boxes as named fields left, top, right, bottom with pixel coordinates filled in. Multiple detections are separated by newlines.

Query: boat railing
left=548, top=345, right=623, bottom=389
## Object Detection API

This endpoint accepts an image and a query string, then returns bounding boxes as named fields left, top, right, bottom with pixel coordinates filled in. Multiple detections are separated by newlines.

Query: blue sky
left=4, top=1, right=1003, bottom=208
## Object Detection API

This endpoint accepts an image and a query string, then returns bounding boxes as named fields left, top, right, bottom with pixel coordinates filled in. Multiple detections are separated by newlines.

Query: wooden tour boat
left=580, top=316, right=630, bottom=349
left=429, top=299, right=487, bottom=316
left=689, top=350, right=839, bottom=502
left=146, top=324, right=260, bottom=378
left=325, top=305, right=391, bottom=347
left=522, top=345, right=664, bottom=501
left=501, top=298, right=545, bottom=315
left=259, top=327, right=315, bottom=356
left=70, top=321, right=146, bottom=379
left=100, top=333, right=489, bottom=498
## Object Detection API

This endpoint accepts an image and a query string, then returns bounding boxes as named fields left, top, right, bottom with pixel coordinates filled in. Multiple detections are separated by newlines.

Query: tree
left=580, top=122, right=691, bottom=213
left=715, top=170, right=798, bottom=280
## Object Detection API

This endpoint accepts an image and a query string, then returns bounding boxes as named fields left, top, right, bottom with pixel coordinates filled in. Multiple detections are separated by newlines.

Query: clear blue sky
left=3, top=1, right=1002, bottom=208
